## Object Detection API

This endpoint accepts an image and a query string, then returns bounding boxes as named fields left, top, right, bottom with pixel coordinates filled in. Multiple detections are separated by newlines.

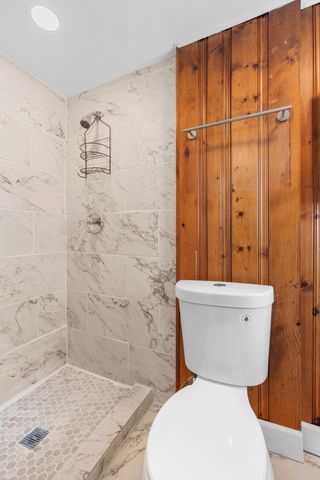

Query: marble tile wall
left=0, top=54, right=67, bottom=404
left=66, top=57, right=176, bottom=402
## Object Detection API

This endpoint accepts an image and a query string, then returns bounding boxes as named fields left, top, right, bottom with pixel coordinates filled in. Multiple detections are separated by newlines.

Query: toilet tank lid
left=176, top=280, right=274, bottom=308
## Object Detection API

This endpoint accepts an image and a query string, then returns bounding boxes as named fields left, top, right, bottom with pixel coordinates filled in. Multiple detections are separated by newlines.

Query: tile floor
left=1, top=367, right=319, bottom=480
left=102, top=403, right=320, bottom=480
left=271, top=452, right=320, bottom=480
left=0, top=365, right=152, bottom=480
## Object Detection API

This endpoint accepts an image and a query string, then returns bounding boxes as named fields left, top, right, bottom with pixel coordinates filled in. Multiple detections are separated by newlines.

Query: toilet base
left=141, top=378, right=275, bottom=480
left=141, top=452, right=274, bottom=480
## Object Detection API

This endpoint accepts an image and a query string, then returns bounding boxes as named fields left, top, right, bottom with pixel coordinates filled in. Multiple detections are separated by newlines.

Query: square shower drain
left=19, top=427, right=49, bottom=450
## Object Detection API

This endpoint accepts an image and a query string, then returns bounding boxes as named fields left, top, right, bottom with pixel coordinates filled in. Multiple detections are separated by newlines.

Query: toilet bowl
left=142, top=280, right=274, bottom=480
left=142, top=377, right=274, bottom=480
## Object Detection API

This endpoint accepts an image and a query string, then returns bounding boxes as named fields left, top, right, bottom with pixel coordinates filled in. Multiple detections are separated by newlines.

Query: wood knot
left=286, top=51, right=298, bottom=64
left=192, top=63, right=198, bottom=71
left=312, top=307, right=320, bottom=316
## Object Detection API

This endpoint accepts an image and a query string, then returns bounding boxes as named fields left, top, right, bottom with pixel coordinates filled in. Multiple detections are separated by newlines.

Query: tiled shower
left=0, top=51, right=176, bottom=479
left=0, top=53, right=66, bottom=405
left=0, top=52, right=176, bottom=404
left=66, top=58, right=176, bottom=402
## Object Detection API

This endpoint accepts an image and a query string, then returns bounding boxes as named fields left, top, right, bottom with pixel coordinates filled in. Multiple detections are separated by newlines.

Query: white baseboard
left=302, top=422, right=320, bottom=457
left=259, top=419, right=304, bottom=463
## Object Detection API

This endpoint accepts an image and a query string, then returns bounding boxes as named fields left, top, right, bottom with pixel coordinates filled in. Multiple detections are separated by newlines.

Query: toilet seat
left=144, top=378, right=268, bottom=480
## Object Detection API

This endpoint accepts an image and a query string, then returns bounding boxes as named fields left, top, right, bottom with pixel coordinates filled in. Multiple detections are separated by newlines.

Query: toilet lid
left=146, top=379, right=267, bottom=480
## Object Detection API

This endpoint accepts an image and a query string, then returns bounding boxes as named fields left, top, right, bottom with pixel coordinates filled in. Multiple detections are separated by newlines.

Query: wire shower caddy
left=79, top=112, right=111, bottom=178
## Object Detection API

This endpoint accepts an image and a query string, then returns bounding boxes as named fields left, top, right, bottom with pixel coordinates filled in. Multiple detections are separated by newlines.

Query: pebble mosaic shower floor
left=0, top=365, right=152, bottom=480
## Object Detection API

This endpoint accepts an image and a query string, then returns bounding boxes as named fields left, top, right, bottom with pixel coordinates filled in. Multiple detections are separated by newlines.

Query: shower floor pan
left=0, top=365, right=153, bottom=480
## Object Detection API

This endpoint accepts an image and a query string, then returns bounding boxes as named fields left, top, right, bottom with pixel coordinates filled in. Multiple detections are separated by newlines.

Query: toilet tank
left=176, top=281, right=274, bottom=387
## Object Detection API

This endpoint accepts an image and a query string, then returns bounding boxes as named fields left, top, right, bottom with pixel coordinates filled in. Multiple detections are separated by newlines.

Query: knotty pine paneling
left=206, top=30, right=232, bottom=283
left=267, top=1, right=301, bottom=429
left=314, top=4, right=320, bottom=428
left=177, top=0, right=320, bottom=429
left=305, top=3, right=320, bottom=427
left=300, top=4, right=316, bottom=426
left=230, top=19, right=263, bottom=415
left=176, top=41, right=206, bottom=387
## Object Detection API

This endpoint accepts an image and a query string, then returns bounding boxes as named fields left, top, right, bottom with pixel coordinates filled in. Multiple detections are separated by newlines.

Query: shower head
left=80, top=111, right=103, bottom=129
left=80, top=114, right=91, bottom=129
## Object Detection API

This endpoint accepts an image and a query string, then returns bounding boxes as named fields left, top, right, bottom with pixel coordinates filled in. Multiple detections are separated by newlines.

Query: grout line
left=67, top=208, right=175, bottom=216
left=157, top=209, right=161, bottom=257
left=127, top=340, right=130, bottom=384
left=85, top=291, right=89, bottom=331
left=36, top=293, right=40, bottom=341
left=0, top=326, right=66, bottom=361
left=69, top=325, right=129, bottom=347
left=0, top=364, right=68, bottom=413
left=0, top=207, right=65, bottom=214
left=0, top=208, right=65, bottom=217
left=0, top=250, right=66, bottom=259
left=32, top=212, right=35, bottom=255
left=0, top=288, right=67, bottom=310
left=157, top=302, right=161, bottom=354
left=129, top=342, right=174, bottom=357
left=124, top=256, right=128, bottom=300
left=67, top=251, right=175, bottom=260
left=66, top=287, right=175, bottom=306
left=0, top=157, right=66, bottom=182
left=66, top=362, right=137, bottom=390
left=0, top=132, right=64, bottom=172
left=69, top=316, right=174, bottom=358
left=65, top=94, right=68, bottom=363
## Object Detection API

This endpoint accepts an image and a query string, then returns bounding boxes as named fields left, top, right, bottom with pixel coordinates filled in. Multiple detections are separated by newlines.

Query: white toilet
left=141, top=280, right=275, bottom=480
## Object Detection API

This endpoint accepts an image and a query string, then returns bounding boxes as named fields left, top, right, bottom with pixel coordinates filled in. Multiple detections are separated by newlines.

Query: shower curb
left=53, top=382, right=153, bottom=480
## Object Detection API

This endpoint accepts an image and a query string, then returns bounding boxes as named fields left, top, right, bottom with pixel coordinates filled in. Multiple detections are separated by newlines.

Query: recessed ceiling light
left=30, top=5, right=59, bottom=32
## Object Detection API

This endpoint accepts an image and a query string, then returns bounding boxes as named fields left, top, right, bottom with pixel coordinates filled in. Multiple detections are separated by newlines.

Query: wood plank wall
left=176, top=0, right=320, bottom=429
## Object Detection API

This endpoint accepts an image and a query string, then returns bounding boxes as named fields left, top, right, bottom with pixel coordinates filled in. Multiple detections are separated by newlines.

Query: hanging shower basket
left=78, top=111, right=111, bottom=178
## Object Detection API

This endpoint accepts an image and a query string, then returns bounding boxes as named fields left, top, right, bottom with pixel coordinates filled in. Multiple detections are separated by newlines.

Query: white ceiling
left=0, top=0, right=293, bottom=97
left=301, top=0, right=318, bottom=7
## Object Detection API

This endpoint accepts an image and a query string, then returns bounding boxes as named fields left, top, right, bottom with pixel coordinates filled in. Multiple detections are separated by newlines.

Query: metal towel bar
left=184, top=105, right=292, bottom=140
